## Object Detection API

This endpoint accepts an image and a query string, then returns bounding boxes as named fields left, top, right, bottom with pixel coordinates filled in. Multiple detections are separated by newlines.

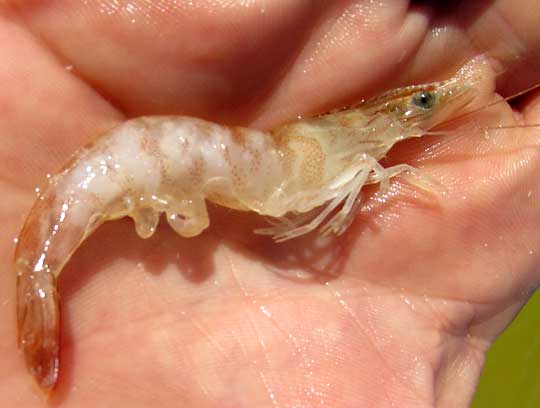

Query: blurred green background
left=473, top=291, right=540, bottom=407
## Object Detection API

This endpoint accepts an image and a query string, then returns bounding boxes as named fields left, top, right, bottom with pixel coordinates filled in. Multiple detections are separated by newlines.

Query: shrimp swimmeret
left=16, top=55, right=500, bottom=392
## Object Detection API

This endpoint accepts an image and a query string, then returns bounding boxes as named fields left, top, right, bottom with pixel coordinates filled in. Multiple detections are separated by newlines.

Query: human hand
left=1, top=1, right=539, bottom=406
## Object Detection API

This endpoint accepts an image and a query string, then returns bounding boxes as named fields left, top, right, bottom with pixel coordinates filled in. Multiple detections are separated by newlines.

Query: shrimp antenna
left=394, top=80, right=540, bottom=130
left=413, top=82, right=540, bottom=138
left=440, top=82, right=540, bottom=127
left=421, top=123, right=540, bottom=138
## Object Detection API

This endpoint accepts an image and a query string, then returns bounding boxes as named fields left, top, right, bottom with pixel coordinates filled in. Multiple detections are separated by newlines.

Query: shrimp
left=15, top=55, right=494, bottom=392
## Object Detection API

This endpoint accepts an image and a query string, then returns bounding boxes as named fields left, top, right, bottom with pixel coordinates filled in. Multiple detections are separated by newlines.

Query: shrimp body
left=15, top=56, right=493, bottom=391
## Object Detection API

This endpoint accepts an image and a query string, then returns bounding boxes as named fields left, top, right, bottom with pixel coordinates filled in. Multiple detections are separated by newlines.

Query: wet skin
left=1, top=1, right=540, bottom=407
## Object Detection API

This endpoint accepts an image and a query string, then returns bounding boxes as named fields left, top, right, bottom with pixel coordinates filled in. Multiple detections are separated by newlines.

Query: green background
left=472, top=292, right=540, bottom=407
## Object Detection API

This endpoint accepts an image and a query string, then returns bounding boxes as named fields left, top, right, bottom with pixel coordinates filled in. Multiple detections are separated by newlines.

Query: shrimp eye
left=412, top=91, right=436, bottom=109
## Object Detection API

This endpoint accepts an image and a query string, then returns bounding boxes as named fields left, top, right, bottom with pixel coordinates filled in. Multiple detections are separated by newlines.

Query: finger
left=458, top=0, right=540, bottom=95
left=0, top=12, right=121, bottom=190
left=11, top=1, right=451, bottom=127
left=9, top=0, right=320, bottom=123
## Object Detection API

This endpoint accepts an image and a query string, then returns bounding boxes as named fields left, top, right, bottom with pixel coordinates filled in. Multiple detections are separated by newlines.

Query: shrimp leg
left=320, top=166, right=370, bottom=236
left=268, top=190, right=350, bottom=242
left=166, top=197, right=210, bottom=238
left=368, top=163, right=443, bottom=193
left=259, top=156, right=375, bottom=242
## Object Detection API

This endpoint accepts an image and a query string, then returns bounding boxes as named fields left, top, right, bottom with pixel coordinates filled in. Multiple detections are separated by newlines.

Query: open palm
left=1, top=1, right=540, bottom=407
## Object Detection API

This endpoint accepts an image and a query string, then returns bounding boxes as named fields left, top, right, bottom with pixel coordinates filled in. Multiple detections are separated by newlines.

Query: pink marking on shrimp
left=15, top=55, right=517, bottom=392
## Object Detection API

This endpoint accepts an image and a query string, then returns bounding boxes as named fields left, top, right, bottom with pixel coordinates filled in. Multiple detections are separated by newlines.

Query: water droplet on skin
left=528, top=190, right=533, bottom=198
left=125, top=3, right=136, bottom=13
left=65, top=64, right=73, bottom=71
left=38, top=288, right=46, bottom=299
left=260, top=305, right=272, bottom=318
left=13, top=237, right=18, bottom=244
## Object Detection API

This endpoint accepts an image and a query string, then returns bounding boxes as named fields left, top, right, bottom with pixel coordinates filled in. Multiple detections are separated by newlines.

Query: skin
left=0, top=0, right=539, bottom=406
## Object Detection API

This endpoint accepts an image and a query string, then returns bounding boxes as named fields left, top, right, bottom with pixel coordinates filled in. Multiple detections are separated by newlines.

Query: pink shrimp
left=15, top=55, right=497, bottom=392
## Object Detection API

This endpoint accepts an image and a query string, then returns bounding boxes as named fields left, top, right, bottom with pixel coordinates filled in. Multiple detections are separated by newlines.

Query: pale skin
left=1, top=1, right=540, bottom=407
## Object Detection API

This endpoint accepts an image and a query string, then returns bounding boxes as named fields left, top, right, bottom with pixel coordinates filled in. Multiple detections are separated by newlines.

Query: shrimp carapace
left=15, top=55, right=494, bottom=392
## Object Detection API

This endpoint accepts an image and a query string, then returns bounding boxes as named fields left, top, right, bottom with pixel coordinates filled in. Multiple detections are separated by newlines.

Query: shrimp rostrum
left=15, top=56, right=493, bottom=391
